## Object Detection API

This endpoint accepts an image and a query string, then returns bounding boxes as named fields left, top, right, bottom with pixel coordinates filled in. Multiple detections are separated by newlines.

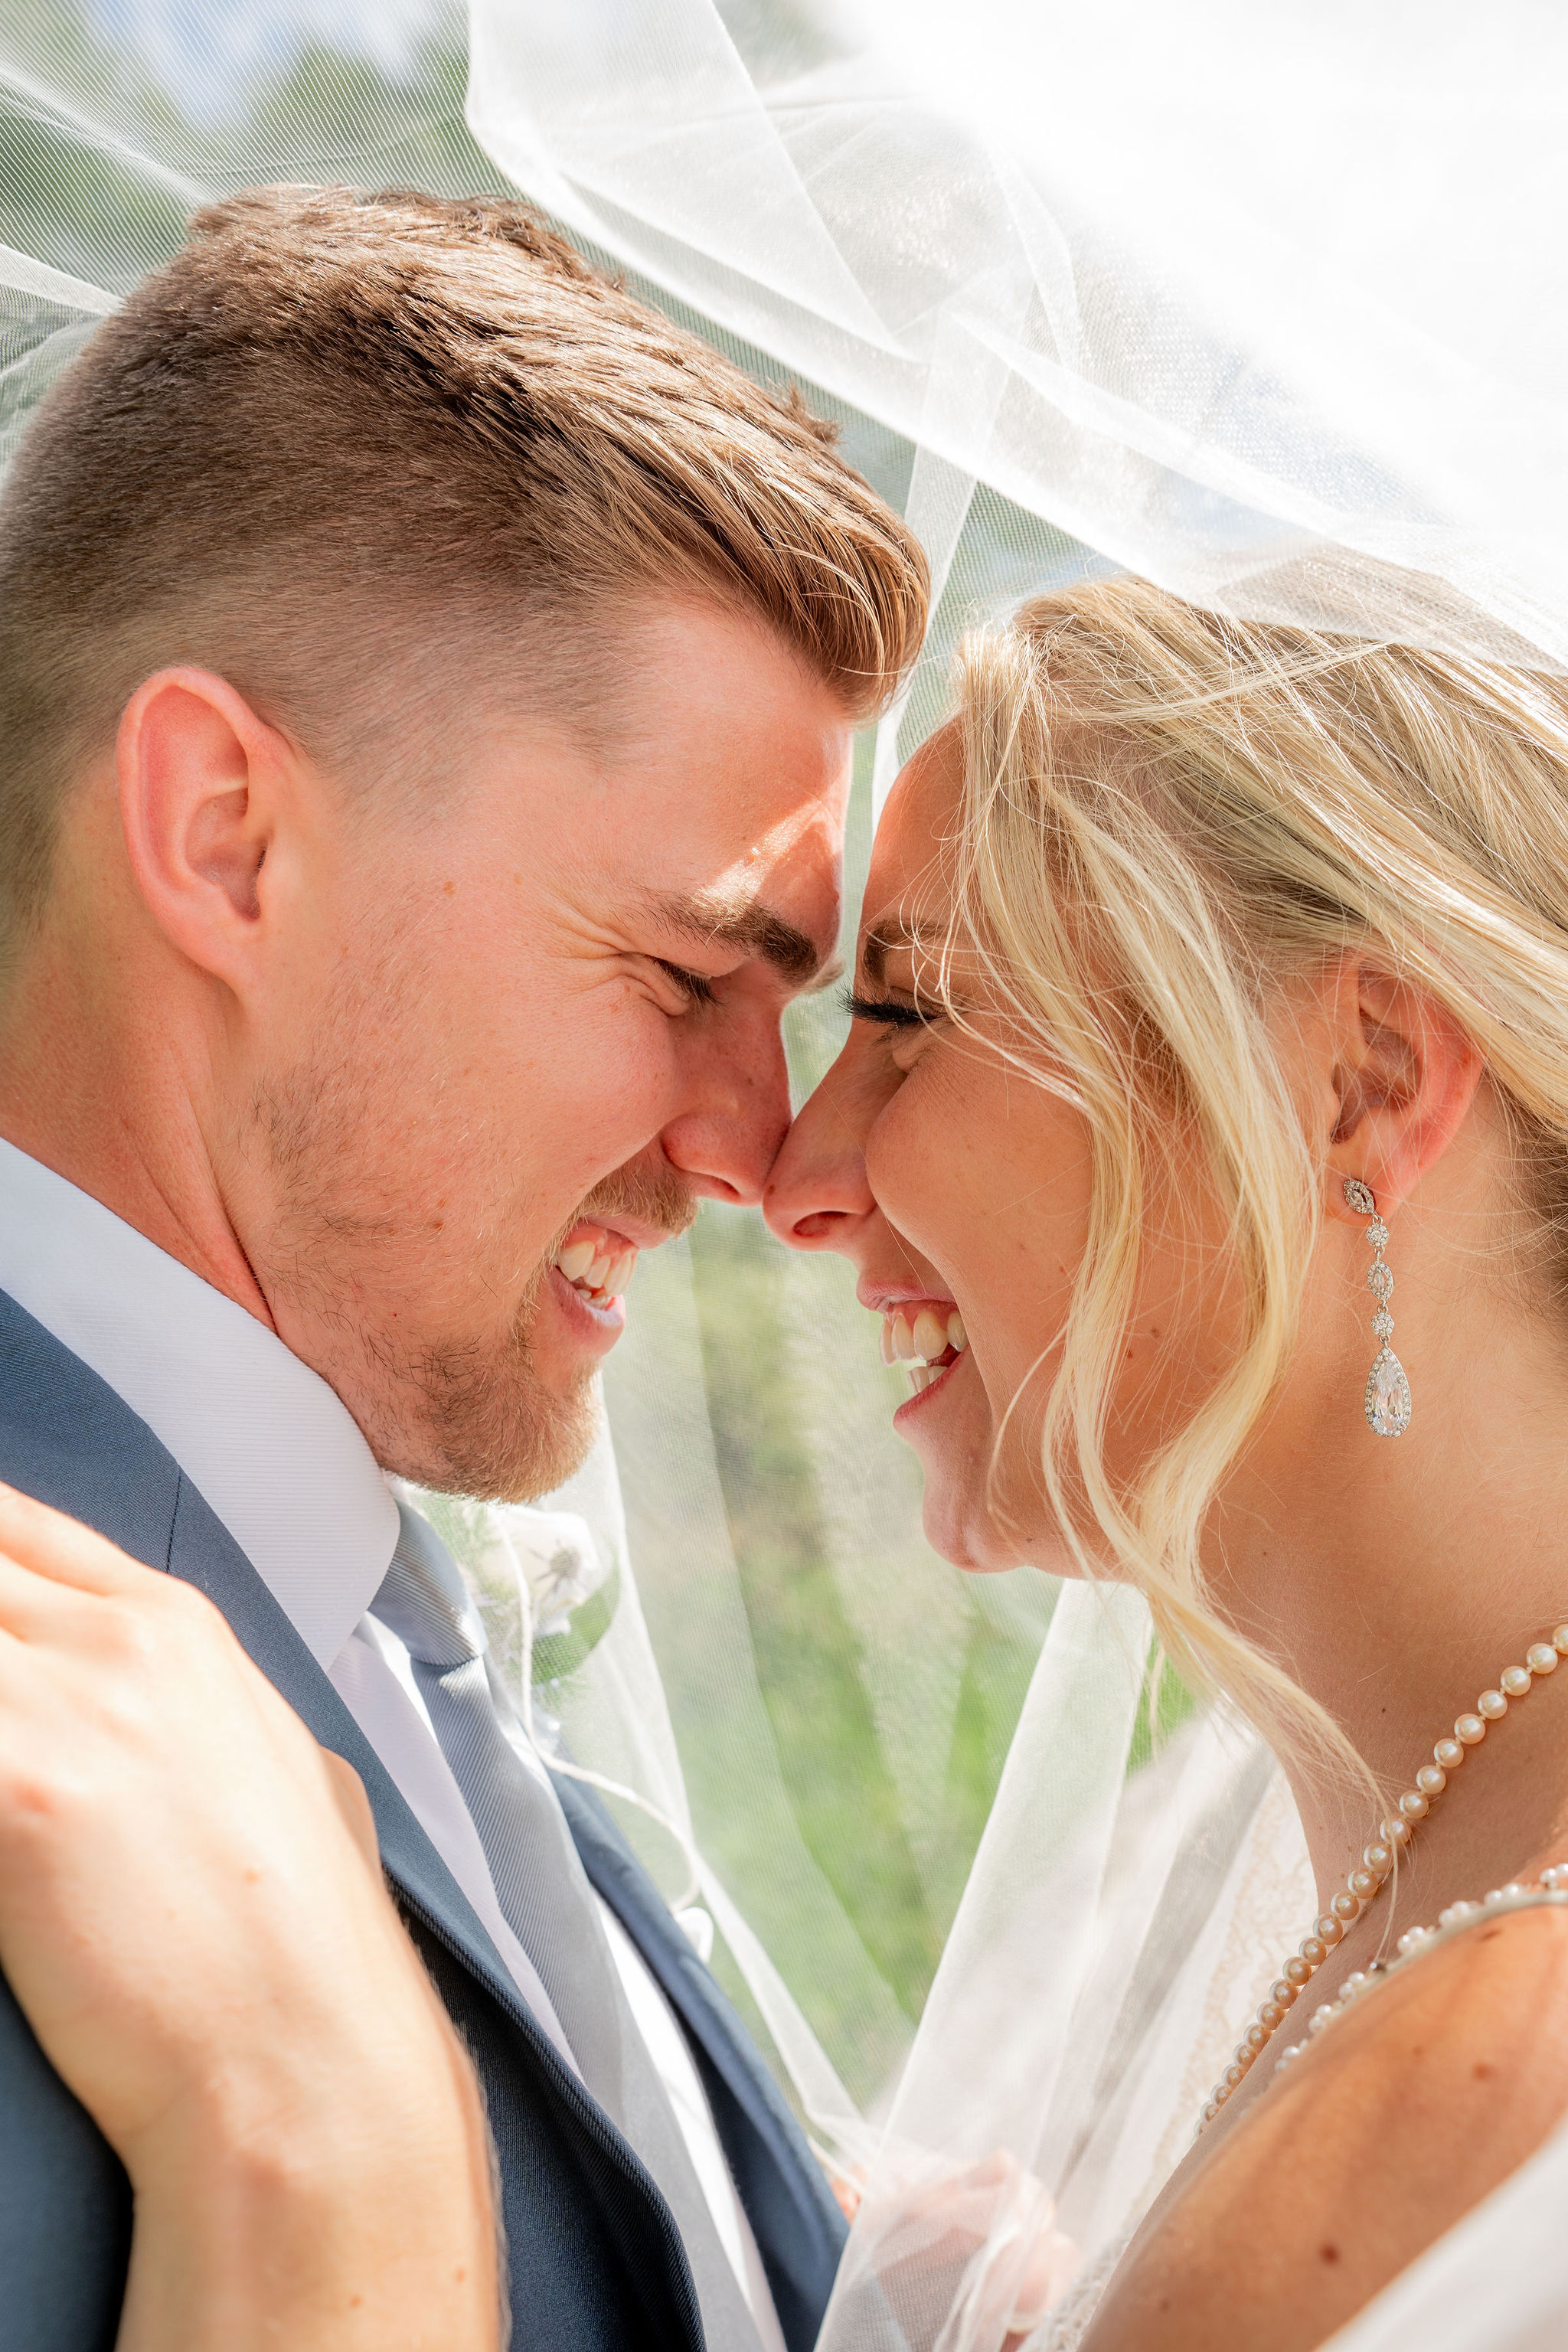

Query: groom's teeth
left=553, top=1227, right=638, bottom=1302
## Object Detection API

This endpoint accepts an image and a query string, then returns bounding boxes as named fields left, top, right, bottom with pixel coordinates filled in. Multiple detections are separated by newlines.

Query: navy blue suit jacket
left=0, top=1286, right=845, bottom=2352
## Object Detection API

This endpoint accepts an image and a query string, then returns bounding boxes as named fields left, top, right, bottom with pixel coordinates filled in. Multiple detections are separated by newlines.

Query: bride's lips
left=891, top=1345, right=967, bottom=1426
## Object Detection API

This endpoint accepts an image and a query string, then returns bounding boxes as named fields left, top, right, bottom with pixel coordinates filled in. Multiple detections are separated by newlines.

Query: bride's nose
left=762, top=1050, right=877, bottom=1251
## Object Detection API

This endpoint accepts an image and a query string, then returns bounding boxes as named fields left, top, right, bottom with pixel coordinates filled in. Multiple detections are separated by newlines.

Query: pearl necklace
left=1272, top=1864, right=1568, bottom=2079
left=1198, top=1621, right=1568, bottom=2131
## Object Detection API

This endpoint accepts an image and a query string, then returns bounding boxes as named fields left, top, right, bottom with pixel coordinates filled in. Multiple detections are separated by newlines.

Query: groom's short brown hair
left=0, top=185, right=926, bottom=946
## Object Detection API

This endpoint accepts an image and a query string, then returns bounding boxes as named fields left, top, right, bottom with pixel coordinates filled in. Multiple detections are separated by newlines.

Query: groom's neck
left=0, top=828, right=276, bottom=1331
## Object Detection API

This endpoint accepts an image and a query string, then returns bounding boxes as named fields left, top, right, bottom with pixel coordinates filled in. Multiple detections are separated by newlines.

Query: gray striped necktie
left=373, top=1501, right=760, bottom=2351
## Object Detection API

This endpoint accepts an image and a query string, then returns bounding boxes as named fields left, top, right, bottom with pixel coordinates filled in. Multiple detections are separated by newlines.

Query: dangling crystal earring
left=1342, top=1177, right=1412, bottom=1437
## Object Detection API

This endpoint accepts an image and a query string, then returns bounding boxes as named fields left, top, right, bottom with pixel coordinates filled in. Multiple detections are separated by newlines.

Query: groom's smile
left=537, top=863, right=839, bottom=1383
left=551, top=1221, right=642, bottom=1320
left=544, top=1175, right=704, bottom=1354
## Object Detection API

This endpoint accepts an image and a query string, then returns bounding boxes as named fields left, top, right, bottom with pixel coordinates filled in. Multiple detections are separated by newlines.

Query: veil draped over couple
left=4, top=8, right=1568, bottom=2352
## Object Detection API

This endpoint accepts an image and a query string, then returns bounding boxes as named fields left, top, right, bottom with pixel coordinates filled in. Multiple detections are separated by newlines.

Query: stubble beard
left=392, top=1158, right=694, bottom=1500
left=254, top=1048, right=693, bottom=1501
left=407, top=1252, right=603, bottom=1503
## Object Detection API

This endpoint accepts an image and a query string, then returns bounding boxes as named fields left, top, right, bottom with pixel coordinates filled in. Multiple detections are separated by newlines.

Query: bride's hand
left=0, top=1482, right=501, bottom=2352
left=848, top=2146, right=1079, bottom=2350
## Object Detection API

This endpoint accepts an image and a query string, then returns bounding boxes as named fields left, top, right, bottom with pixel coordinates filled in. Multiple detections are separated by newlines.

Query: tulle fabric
left=461, top=6, right=1568, bottom=2340
left=467, top=0, right=1568, bottom=826
left=2, top=7, right=1564, bottom=2345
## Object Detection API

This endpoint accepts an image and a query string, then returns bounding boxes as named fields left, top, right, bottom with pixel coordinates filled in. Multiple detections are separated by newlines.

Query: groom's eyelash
left=655, top=959, right=719, bottom=1006
left=842, top=986, right=928, bottom=1031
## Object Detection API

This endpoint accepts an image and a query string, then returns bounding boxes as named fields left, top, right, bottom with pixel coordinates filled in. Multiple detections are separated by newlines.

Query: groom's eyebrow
left=644, top=890, right=828, bottom=986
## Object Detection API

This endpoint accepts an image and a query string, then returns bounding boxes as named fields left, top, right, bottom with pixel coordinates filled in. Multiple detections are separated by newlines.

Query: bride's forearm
left=0, top=1498, right=505, bottom=2352
left=113, top=2026, right=504, bottom=2352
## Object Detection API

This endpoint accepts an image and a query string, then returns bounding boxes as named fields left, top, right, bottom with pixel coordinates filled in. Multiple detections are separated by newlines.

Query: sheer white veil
left=4, top=7, right=1568, bottom=2346
left=461, top=6, right=1568, bottom=2343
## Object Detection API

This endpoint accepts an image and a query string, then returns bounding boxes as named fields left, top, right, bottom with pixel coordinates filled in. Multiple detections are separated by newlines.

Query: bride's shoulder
left=1081, top=1870, right=1568, bottom=2352
left=1286, top=1867, right=1568, bottom=2149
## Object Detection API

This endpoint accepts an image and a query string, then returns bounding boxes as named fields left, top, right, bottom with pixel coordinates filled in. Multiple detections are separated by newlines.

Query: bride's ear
left=1318, top=959, right=1487, bottom=1223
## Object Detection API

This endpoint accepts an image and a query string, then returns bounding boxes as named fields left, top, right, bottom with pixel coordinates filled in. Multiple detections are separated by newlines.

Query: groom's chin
left=374, top=1292, right=606, bottom=1502
left=389, top=1370, right=603, bottom=1505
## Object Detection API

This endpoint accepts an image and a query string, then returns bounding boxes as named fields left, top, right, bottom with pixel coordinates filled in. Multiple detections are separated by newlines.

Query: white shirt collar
left=0, top=1138, right=398, bottom=1668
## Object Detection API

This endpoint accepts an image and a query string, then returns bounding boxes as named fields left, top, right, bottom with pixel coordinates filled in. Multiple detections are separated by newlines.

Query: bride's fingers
left=967, top=2148, right=1018, bottom=2188
left=322, top=1749, right=383, bottom=1875
left=0, top=1485, right=162, bottom=1598
left=0, top=1551, right=204, bottom=1658
left=0, top=1550, right=119, bottom=1642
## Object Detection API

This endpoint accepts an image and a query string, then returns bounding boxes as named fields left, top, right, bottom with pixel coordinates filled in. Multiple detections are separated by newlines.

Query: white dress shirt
left=0, top=1138, right=783, bottom=2350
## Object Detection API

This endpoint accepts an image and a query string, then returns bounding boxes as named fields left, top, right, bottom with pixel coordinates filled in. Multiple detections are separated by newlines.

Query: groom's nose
left=658, top=1012, right=793, bottom=1207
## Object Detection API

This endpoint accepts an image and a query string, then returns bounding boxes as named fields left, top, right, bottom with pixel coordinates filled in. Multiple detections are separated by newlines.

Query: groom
left=0, top=187, right=925, bottom=2348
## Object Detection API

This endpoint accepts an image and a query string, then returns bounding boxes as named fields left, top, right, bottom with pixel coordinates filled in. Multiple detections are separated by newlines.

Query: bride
left=765, top=576, right=1568, bottom=2348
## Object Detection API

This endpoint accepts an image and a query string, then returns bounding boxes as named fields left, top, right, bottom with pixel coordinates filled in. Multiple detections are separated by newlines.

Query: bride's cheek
left=884, top=1054, right=982, bottom=1223
left=866, top=1069, right=962, bottom=1231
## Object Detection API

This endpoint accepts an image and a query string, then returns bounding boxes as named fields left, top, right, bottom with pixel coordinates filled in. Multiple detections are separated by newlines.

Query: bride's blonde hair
left=946, top=577, right=1568, bottom=1792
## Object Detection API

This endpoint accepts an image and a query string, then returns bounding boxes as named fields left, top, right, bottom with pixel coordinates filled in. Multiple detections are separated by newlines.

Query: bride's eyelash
left=842, top=986, right=928, bottom=1031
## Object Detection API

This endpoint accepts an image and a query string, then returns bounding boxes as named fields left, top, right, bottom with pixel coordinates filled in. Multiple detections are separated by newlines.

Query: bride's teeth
left=879, top=1302, right=964, bottom=1377
left=557, top=1238, right=596, bottom=1282
left=906, top=1364, right=940, bottom=1393
left=913, top=1307, right=948, bottom=1362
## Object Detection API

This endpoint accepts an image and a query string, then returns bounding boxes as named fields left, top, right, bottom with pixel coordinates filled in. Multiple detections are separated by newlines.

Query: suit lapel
left=162, top=1466, right=578, bottom=2059
left=555, top=1772, right=848, bottom=2352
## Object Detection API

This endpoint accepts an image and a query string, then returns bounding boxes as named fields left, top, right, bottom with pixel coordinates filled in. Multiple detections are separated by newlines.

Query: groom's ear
left=1318, top=957, right=1486, bottom=1220
left=116, top=667, right=302, bottom=991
